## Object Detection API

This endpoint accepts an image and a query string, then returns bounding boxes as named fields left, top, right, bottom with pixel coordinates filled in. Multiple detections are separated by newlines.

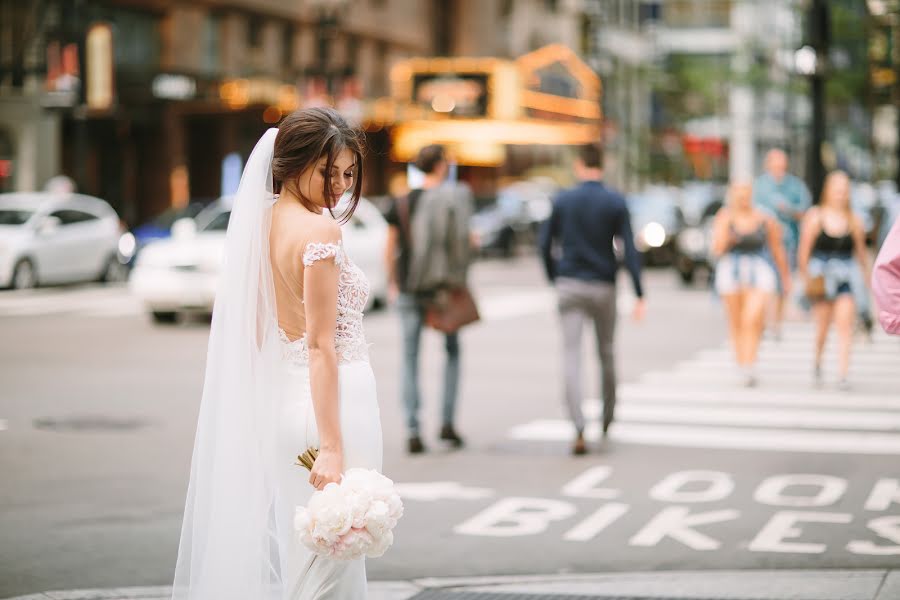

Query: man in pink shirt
left=873, top=217, right=900, bottom=334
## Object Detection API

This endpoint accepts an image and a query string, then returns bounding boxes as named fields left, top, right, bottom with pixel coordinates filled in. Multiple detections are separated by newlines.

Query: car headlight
left=642, top=222, right=667, bottom=249
left=678, top=227, right=706, bottom=254
left=118, top=232, right=137, bottom=260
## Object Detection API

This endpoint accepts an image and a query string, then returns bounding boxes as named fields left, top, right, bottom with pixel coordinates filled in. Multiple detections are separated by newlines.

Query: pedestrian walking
left=753, top=149, right=812, bottom=339
left=538, top=143, right=645, bottom=455
left=798, top=170, right=870, bottom=388
left=384, top=144, right=475, bottom=454
left=872, top=214, right=900, bottom=335
left=711, top=182, right=791, bottom=387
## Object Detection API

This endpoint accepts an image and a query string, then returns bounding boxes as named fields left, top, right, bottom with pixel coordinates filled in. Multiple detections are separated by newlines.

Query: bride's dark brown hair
left=272, top=107, right=365, bottom=222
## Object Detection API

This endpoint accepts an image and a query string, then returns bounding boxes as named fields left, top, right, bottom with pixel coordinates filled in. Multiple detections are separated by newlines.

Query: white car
left=129, top=196, right=388, bottom=323
left=0, top=192, right=125, bottom=290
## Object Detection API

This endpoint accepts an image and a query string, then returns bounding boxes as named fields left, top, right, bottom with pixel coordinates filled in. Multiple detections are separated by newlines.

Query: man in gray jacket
left=385, top=145, right=474, bottom=454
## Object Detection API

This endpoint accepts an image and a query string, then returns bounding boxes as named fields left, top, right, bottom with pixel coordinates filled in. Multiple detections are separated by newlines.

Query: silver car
left=0, top=192, right=124, bottom=289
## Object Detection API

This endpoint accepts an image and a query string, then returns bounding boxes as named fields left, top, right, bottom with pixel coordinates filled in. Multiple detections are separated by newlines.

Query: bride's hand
left=309, top=447, right=343, bottom=490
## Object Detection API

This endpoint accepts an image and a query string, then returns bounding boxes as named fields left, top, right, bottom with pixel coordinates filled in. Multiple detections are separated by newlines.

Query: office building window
left=113, top=8, right=160, bottom=70
left=247, top=15, right=263, bottom=48
left=282, top=23, right=294, bottom=70
left=202, top=13, right=221, bottom=75
left=665, top=0, right=731, bottom=28
left=638, top=1, right=661, bottom=25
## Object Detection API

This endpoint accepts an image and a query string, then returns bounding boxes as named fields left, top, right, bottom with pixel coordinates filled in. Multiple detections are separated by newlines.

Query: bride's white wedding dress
left=172, top=128, right=384, bottom=600
left=274, top=240, right=383, bottom=599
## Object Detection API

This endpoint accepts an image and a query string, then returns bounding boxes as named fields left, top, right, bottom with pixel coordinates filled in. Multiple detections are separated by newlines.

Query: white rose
left=366, top=529, right=394, bottom=558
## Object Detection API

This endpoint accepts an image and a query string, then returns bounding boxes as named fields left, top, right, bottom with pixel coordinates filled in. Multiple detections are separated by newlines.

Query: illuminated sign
left=86, top=23, right=114, bottom=111
left=152, top=74, right=197, bottom=100
left=412, top=73, right=488, bottom=117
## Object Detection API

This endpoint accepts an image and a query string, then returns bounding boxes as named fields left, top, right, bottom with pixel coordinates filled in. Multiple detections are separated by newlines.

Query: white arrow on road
left=394, top=481, right=495, bottom=501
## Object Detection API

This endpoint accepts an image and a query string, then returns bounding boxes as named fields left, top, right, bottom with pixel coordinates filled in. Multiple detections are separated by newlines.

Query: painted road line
left=0, top=419, right=6, bottom=431
left=693, top=347, right=900, bottom=361
left=508, top=420, right=900, bottom=455
left=638, top=369, right=898, bottom=386
left=477, top=290, right=554, bottom=322
left=614, top=387, right=900, bottom=410
left=476, top=289, right=637, bottom=322
left=677, top=359, right=896, bottom=374
left=611, top=403, right=900, bottom=431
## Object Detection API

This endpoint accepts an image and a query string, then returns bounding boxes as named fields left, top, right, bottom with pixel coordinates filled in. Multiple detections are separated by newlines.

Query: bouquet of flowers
left=294, top=448, right=404, bottom=560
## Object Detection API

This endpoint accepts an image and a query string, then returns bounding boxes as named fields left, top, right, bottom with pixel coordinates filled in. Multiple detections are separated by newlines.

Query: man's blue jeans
left=397, top=293, right=460, bottom=436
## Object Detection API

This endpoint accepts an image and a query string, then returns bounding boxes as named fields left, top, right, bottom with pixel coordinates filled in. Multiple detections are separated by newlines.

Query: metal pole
left=805, top=0, right=829, bottom=204
left=74, top=0, right=88, bottom=193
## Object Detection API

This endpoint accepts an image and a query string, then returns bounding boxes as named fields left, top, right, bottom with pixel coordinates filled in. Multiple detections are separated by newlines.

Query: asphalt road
left=1, top=256, right=899, bottom=598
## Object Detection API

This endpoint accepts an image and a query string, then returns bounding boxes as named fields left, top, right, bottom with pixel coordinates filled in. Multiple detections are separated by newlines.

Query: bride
left=171, top=107, right=383, bottom=600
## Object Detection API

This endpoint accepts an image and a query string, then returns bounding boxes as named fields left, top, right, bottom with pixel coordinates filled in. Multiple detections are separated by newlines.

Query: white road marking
left=615, top=387, right=900, bottom=410
left=508, top=318, right=900, bottom=455
left=639, top=369, right=898, bottom=386
left=394, top=482, right=495, bottom=501
left=614, top=404, right=900, bottom=431
left=509, top=420, right=900, bottom=455
left=476, top=289, right=637, bottom=322
left=0, top=419, right=6, bottom=431
left=0, top=287, right=141, bottom=317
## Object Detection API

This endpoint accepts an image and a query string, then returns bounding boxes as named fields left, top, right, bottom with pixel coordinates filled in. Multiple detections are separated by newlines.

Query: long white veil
left=172, top=127, right=286, bottom=600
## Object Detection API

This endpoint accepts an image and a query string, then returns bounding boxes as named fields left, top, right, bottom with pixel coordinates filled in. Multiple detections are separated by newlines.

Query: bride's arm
left=303, top=222, right=344, bottom=490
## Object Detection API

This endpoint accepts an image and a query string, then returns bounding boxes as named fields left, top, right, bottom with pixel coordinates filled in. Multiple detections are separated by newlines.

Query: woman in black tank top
left=797, top=170, right=870, bottom=389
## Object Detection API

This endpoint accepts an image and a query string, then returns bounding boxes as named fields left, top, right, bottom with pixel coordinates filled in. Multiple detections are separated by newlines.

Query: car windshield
left=629, top=194, right=673, bottom=215
left=151, top=203, right=206, bottom=230
left=202, top=211, right=231, bottom=232
left=0, top=209, right=34, bottom=225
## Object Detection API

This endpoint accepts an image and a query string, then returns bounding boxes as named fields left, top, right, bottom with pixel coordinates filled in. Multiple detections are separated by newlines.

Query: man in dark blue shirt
left=539, top=143, right=645, bottom=454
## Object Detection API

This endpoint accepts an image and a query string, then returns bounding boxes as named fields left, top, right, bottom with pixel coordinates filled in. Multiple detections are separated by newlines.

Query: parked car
left=850, top=181, right=885, bottom=246
left=627, top=186, right=684, bottom=266
left=470, top=180, right=555, bottom=257
left=0, top=192, right=125, bottom=290
left=117, top=201, right=209, bottom=267
left=672, top=182, right=724, bottom=285
left=129, top=196, right=388, bottom=323
left=470, top=197, right=518, bottom=257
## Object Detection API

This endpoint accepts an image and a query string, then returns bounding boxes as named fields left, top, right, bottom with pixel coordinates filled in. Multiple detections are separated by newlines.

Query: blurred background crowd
left=0, top=0, right=898, bottom=313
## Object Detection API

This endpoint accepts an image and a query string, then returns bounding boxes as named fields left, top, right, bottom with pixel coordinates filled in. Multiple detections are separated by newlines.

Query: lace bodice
left=279, top=241, right=370, bottom=366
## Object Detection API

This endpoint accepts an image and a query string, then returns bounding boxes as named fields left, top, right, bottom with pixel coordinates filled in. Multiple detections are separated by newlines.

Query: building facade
left=586, top=0, right=804, bottom=190
left=0, top=0, right=441, bottom=224
left=0, top=0, right=598, bottom=222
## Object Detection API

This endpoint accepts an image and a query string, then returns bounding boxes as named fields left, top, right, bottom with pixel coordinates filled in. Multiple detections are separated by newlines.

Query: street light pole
left=805, top=0, right=829, bottom=204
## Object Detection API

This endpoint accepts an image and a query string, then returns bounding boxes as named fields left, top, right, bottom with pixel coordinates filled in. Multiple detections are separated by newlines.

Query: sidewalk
left=6, top=570, right=899, bottom=600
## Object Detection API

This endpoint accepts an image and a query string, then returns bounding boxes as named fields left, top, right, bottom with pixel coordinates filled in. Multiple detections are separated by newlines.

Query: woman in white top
left=172, top=108, right=382, bottom=600
left=712, top=182, right=790, bottom=386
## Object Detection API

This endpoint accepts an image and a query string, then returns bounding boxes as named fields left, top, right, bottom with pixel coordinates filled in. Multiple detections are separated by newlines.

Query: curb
left=4, top=569, right=899, bottom=600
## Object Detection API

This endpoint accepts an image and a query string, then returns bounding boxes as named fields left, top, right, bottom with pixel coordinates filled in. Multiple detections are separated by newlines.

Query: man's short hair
left=414, top=144, right=446, bottom=174
left=578, top=143, right=604, bottom=169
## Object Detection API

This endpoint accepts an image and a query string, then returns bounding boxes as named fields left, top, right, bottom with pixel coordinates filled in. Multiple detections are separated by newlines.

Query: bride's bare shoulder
left=303, top=212, right=342, bottom=244
left=274, top=206, right=340, bottom=246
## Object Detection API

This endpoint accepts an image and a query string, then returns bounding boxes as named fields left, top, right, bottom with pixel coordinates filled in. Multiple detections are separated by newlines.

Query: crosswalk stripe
left=693, top=349, right=899, bottom=364
left=508, top=315, right=900, bottom=455
left=615, top=387, right=900, bottom=410
left=639, top=369, right=897, bottom=385
left=678, top=359, right=896, bottom=374
left=508, top=420, right=900, bottom=455
left=614, top=404, right=900, bottom=431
